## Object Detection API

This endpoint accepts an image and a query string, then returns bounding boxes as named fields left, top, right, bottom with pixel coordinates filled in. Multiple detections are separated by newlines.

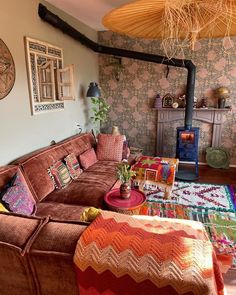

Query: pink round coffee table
left=104, top=188, right=146, bottom=215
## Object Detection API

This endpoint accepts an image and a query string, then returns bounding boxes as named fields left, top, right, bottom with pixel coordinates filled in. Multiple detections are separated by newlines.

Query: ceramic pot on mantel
left=120, top=182, right=131, bottom=199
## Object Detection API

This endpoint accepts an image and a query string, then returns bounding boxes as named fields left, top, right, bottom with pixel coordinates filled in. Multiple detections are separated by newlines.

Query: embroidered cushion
left=48, top=161, right=72, bottom=189
left=79, top=148, right=98, bottom=169
left=64, top=153, right=83, bottom=179
left=0, top=169, right=36, bottom=215
left=96, top=133, right=125, bottom=161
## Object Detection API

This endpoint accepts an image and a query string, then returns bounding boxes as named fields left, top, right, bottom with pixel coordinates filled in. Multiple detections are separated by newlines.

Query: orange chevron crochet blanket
left=74, top=211, right=225, bottom=295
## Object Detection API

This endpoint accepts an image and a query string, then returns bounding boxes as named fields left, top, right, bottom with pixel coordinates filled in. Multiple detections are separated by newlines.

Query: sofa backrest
left=0, top=212, right=88, bottom=295
left=10, top=133, right=95, bottom=202
left=29, top=218, right=87, bottom=295
left=0, top=212, right=46, bottom=295
left=0, top=165, right=18, bottom=191
left=59, top=133, right=95, bottom=157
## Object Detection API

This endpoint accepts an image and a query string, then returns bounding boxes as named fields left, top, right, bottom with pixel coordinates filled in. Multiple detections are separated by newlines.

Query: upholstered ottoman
left=131, top=156, right=179, bottom=199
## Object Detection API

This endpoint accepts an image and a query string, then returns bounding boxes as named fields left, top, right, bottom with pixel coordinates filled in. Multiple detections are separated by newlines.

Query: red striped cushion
left=64, top=153, right=82, bottom=179
left=48, top=161, right=71, bottom=189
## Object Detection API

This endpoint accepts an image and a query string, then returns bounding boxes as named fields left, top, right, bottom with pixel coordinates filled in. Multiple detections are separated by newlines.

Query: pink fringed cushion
left=48, top=161, right=72, bottom=189
left=96, top=134, right=125, bottom=161
left=0, top=169, right=36, bottom=215
left=79, top=148, right=98, bottom=169
left=64, top=153, right=83, bottom=179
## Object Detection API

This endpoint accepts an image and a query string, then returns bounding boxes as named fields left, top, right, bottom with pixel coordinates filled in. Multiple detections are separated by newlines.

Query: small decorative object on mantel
left=117, top=163, right=136, bottom=199
left=172, top=102, right=179, bottom=108
left=206, top=147, right=230, bottom=169
left=215, top=87, right=230, bottom=109
left=199, top=97, right=208, bottom=108
left=0, top=39, right=15, bottom=100
left=154, top=93, right=162, bottom=108
left=162, top=93, right=175, bottom=108
left=177, top=94, right=186, bottom=108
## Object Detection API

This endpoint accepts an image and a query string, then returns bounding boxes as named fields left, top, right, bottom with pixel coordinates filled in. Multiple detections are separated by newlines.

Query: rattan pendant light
left=103, top=0, right=236, bottom=57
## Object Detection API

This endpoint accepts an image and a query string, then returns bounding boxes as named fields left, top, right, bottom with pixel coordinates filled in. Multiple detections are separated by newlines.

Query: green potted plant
left=91, top=97, right=110, bottom=124
left=117, top=162, right=136, bottom=199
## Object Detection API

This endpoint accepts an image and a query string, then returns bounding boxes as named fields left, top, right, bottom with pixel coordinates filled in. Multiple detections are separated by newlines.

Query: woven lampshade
left=103, top=0, right=236, bottom=55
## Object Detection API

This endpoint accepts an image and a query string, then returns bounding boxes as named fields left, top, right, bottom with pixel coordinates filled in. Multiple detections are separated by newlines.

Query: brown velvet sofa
left=5, top=132, right=119, bottom=220
left=0, top=132, right=120, bottom=294
left=0, top=211, right=88, bottom=295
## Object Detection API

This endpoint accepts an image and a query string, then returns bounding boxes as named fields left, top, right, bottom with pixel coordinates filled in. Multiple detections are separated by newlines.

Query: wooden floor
left=178, top=164, right=236, bottom=185
left=179, top=164, right=236, bottom=294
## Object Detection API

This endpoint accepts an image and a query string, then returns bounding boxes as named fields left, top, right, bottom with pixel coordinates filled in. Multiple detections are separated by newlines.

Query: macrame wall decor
left=0, top=39, right=15, bottom=100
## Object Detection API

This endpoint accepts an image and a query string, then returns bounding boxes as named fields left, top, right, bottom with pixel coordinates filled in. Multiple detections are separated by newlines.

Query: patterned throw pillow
left=48, top=161, right=72, bottom=189
left=96, top=133, right=125, bottom=161
left=64, top=153, right=82, bottom=179
left=79, top=148, right=98, bottom=169
left=0, top=169, right=36, bottom=215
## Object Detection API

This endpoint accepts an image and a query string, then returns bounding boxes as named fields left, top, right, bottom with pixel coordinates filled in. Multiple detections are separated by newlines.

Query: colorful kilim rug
left=145, top=181, right=236, bottom=212
left=140, top=181, right=236, bottom=270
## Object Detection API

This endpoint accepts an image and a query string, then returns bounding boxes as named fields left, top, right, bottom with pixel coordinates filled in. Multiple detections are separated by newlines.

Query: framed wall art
left=25, top=37, right=75, bottom=115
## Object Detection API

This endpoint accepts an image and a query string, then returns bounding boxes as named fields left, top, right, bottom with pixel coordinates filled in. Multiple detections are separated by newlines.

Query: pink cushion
left=96, top=134, right=125, bottom=161
left=0, top=168, right=36, bottom=215
left=64, top=153, right=82, bottom=179
left=79, top=148, right=98, bottom=169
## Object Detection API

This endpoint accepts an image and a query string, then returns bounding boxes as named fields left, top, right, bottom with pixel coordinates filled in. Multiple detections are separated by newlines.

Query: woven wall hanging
left=0, top=39, right=15, bottom=100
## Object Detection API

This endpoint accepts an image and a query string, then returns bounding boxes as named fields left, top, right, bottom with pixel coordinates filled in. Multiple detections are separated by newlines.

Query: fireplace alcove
left=153, top=108, right=230, bottom=157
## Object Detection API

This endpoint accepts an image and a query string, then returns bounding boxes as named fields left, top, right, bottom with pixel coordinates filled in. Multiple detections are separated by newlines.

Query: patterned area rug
left=140, top=181, right=236, bottom=270
left=145, top=181, right=236, bottom=212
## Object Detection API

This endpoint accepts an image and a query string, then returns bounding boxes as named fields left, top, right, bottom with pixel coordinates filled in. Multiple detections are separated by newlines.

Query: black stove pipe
left=38, top=3, right=196, bottom=130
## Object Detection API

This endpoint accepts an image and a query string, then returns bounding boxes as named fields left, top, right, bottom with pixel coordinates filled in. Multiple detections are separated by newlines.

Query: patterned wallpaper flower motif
left=99, top=32, right=236, bottom=165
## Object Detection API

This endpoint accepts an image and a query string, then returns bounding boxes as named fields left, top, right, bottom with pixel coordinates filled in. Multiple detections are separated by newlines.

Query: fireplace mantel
left=153, top=108, right=230, bottom=156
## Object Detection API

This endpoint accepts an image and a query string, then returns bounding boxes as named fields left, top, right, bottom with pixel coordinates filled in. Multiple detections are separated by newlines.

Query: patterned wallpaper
left=98, top=31, right=236, bottom=165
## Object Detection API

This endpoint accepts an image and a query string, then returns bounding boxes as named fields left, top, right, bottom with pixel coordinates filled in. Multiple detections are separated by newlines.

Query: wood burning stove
left=176, top=127, right=199, bottom=180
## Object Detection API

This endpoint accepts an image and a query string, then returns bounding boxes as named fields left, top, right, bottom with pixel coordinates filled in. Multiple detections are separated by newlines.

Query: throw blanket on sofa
left=74, top=211, right=225, bottom=295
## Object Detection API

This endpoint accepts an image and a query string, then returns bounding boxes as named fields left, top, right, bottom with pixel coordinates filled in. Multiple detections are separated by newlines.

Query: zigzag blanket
left=74, top=211, right=225, bottom=295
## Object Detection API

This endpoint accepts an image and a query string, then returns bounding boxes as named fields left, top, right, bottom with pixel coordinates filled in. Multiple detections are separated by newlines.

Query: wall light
left=86, top=82, right=101, bottom=98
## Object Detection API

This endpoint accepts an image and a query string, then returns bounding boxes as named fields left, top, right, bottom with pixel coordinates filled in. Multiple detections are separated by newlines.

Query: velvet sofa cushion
left=62, top=133, right=96, bottom=158
left=29, top=218, right=87, bottom=295
left=0, top=212, right=87, bottom=295
left=0, top=212, right=47, bottom=295
left=0, top=168, right=36, bottom=215
left=36, top=202, right=88, bottom=221
left=96, top=133, right=125, bottom=161
left=79, top=148, right=98, bottom=169
left=43, top=161, right=118, bottom=208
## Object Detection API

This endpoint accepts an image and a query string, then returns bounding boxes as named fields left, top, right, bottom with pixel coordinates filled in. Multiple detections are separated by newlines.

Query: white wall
left=0, top=0, right=99, bottom=165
